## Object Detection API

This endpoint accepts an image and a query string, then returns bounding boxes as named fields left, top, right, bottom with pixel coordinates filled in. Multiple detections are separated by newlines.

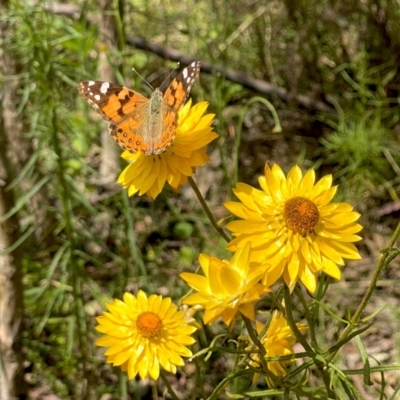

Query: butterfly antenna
left=132, top=67, right=154, bottom=90
left=159, top=62, right=180, bottom=89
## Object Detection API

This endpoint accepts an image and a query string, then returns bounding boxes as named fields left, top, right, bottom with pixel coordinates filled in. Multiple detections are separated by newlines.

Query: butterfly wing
left=163, top=61, right=201, bottom=111
left=149, top=61, right=201, bottom=154
left=78, top=61, right=201, bottom=155
left=78, top=81, right=153, bottom=153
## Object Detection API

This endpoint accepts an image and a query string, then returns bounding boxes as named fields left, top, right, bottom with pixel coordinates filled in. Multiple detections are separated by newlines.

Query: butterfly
left=78, top=61, right=201, bottom=155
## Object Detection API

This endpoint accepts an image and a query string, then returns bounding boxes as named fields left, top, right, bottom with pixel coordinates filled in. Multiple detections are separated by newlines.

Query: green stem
left=51, top=108, right=88, bottom=367
left=233, top=97, right=281, bottom=184
left=330, top=221, right=400, bottom=361
left=160, top=371, right=180, bottom=400
left=242, top=316, right=266, bottom=358
left=188, top=176, right=230, bottom=242
left=283, top=287, right=312, bottom=353
left=121, top=191, right=149, bottom=289
left=283, top=286, right=336, bottom=399
left=242, top=315, right=278, bottom=384
left=118, top=371, right=127, bottom=400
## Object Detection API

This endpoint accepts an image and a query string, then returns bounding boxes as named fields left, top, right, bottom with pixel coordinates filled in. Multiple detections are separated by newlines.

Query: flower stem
left=331, top=221, right=400, bottom=361
left=283, top=287, right=312, bottom=353
left=188, top=176, right=230, bottom=242
left=160, top=371, right=180, bottom=400
left=242, top=315, right=266, bottom=358
left=283, top=286, right=336, bottom=399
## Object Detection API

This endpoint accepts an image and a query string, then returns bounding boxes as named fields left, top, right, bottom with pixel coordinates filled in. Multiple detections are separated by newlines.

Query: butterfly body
left=78, top=61, right=201, bottom=155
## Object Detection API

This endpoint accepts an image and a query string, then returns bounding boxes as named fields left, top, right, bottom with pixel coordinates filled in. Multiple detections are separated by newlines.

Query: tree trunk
left=0, top=23, right=26, bottom=400
left=98, top=0, right=124, bottom=184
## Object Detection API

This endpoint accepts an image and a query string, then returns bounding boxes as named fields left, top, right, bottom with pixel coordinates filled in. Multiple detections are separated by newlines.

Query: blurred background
left=1, top=0, right=400, bottom=398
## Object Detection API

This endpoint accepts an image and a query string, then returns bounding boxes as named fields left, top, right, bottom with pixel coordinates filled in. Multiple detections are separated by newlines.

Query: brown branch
left=43, top=3, right=335, bottom=113
left=127, top=36, right=334, bottom=113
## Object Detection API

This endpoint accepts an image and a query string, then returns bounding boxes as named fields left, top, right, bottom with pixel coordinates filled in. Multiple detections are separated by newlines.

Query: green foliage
left=2, top=0, right=400, bottom=398
left=319, top=51, right=400, bottom=203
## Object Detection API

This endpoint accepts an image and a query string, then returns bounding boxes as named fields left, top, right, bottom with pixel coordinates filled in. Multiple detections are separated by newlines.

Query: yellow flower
left=248, top=311, right=307, bottom=386
left=118, top=100, right=217, bottom=199
left=180, top=243, right=271, bottom=326
left=225, top=164, right=362, bottom=293
left=95, top=291, right=197, bottom=380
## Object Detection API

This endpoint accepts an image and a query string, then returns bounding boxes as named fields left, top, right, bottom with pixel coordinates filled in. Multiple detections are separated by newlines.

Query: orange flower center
left=283, top=196, right=319, bottom=235
left=136, top=312, right=163, bottom=338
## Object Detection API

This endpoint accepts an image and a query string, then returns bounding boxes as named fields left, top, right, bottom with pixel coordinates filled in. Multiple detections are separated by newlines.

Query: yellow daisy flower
left=180, top=243, right=271, bottom=326
left=248, top=311, right=307, bottom=387
left=118, top=100, right=217, bottom=199
left=95, top=291, right=197, bottom=380
left=225, top=163, right=362, bottom=293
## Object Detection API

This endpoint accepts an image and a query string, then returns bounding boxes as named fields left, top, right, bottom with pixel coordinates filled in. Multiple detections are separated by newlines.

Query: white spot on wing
left=100, top=82, right=110, bottom=94
left=88, top=81, right=96, bottom=86
left=94, top=94, right=101, bottom=101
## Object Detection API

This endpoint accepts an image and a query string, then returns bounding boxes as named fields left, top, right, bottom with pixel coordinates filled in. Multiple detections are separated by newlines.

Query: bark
left=0, top=14, right=26, bottom=399
left=0, top=145, right=25, bottom=400
left=97, top=0, right=123, bottom=183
